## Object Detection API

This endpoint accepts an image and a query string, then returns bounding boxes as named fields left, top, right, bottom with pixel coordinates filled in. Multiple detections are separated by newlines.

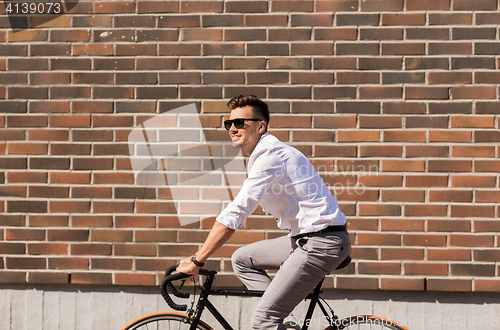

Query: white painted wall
left=1, top=285, right=499, bottom=330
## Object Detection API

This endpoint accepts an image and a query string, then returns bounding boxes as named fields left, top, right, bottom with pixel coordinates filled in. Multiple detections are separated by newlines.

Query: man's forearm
left=195, top=221, right=235, bottom=263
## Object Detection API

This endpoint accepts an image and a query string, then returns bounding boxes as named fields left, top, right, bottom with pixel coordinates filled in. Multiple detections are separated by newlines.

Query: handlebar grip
left=160, top=265, right=190, bottom=311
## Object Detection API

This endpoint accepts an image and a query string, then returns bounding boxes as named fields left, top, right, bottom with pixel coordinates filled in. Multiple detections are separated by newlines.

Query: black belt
left=293, top=225, right=346, bottom=239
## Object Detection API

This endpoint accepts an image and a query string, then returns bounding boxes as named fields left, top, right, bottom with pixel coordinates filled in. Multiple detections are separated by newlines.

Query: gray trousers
left=231, top=230, right=351, bottom=330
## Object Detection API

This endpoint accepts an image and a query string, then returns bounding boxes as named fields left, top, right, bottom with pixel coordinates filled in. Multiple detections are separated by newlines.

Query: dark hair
left=227, top=95, right=270, bottom=126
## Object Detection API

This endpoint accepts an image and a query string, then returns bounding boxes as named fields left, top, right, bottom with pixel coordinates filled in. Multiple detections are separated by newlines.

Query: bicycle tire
left=121, top=311, right=214, bottom=330
left=325, top=315, right=409, bottom=330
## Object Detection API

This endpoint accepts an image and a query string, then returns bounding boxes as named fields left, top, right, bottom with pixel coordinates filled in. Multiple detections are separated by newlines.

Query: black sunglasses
left=224, top=118, right=262, bottom=130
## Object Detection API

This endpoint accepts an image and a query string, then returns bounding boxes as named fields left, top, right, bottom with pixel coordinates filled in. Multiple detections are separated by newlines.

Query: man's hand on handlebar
left=175, top=257, right=200, bottom=278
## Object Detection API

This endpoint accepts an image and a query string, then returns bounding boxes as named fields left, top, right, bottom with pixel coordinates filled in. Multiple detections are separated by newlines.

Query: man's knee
left=251, top=310, right=285, bottom=330
left=251, top=311, right=270, bottom=329
left=231, top=245, right=250, bottom=271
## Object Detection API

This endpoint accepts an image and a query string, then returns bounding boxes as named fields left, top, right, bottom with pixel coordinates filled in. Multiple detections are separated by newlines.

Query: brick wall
left=0, top=0, right=499, bottom=292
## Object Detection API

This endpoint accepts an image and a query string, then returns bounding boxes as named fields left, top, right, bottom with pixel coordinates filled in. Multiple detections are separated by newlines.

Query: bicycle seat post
left=301, top=278, right=326, bottom=330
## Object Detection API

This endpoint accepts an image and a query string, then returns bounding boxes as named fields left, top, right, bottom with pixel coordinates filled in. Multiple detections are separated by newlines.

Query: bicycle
left=122, top=256, right=409, bottom=330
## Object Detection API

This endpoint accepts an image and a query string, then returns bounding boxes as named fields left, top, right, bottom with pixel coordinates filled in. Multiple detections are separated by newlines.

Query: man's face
left=227, top=106, right=266, bottom=156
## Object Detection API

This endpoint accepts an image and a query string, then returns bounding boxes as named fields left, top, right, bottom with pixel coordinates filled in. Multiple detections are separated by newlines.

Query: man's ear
left=258, top=121, right=267, bottom=133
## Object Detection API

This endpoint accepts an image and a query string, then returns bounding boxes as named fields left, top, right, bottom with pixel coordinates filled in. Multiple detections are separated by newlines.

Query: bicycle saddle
left=335, top=255, right=351, bottom=270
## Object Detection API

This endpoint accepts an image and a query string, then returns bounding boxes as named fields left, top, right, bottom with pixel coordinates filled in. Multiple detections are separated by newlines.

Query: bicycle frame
left=187, top=273, right=336, bottom=330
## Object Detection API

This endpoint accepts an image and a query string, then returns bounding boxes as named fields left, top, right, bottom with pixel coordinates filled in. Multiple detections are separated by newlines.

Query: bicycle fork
left=188, top=274, right=234, bottom=330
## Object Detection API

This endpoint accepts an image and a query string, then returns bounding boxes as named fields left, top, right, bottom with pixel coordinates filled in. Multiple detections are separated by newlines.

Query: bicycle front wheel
left=121, top=312, right=214, bottom=330
left=326, top=315, right=409, bottom=330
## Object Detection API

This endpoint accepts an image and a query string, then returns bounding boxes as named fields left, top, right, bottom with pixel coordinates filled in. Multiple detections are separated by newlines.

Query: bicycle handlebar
left=160, top=264, right=215, bottom=311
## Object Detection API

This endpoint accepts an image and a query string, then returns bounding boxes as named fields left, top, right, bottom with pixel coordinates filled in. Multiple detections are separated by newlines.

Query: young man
left=176, top=95, right=351, bottom=330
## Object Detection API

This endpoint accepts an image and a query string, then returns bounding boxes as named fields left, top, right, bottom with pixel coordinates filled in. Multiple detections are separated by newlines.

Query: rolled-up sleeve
left=216, top=150, right=283, bottom=230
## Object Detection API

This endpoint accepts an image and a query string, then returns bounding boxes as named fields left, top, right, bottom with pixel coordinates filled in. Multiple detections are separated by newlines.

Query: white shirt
left=216, top=133, right=346, bottom=237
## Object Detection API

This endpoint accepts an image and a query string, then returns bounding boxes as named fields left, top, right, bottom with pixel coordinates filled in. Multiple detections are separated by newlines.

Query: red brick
left=6, top=257, right=46, bottom=269
left=50, top=172, right=90, bottom=184
left=452, top=146, right=495, bottom=158
left=382, top=43, right=425, bottom=55
left=113, top=216, right=155, bottom=228
left=337, top=72, right=379, bottom=84
left=135, top=259, right=176, bottom=271
left=315, top=145, right=356, bottom=157
left=451, top=205, right=495, bottom=218
left=381, top=190, right=425, bottom=202
left=360, top=146, right=402, bottom=158
left=271, top=0, right=313, bottom=12
left=380, top=248, right=424, bottom=260
left=404, top=262, right=448, bottom=275
left=72, top=101, right=113, bottom=113
left=313, top=114, right=356, bottom=128
left=30, top=186, right=69, bottom=199
left=428, top=190, right=473, bottom=202
left=91, top=230, right=133, bottom=242
left=452, top=86, right=496, bottom=99
left=381, top=218, right=425, bottom=231
left=91, top=258, right=133, bottom=270
left=28, top=129, right=68, bottom=141
left=380, top=277, right=424, bottom=291
left=71, top=272, right=112, bottom=285
left=49, top=115, right=91, bottom=128
left=49, top=258, right=89, bottom=270
left=475, top=279, right=500, bottom=292
left=50, top=30, right=90, bottom=42
left=474, top=160, right=500, bottom=172
left=8, top=30, right=47, bottom=42
left=428, top=279, right=471, bottom=292
left=357, top=233, right=401, bottom=246
left=6, top=229, right=45, bottom=241
left=450, top=234, right=494, bottom=247
left=428, top=248, right=471, bottom=261
left=73, top=44, right=113, bottom=56
left=49, top=201, right=90, bottom=213
left=336, top=130, right=377, bottom=142
left=7, top=201, right=47, bottom=213
left=429, top=130, right=471, bottom=142
left=137, top=1, right=179, bottom=13
left=383, top=130, right=426, bottom=142
left=406, top=0, right=450, bottom=10
left=73, top=157, right=113, bottom=170
left=268, top=28, right=311, bottom=41
left=6, top=172, right=47, bottom=184
left=115, top=243, right=156, bottom=256
left=474, top=220, right=500, bottom=232
left=115, top=273, right=156, bottom=286
left=94, top=1, right=135, bottom=13
left=135, top=230, right=177, bottom=242
left=358, top=174, right=402, bottom=187
left=403, top=234, right=447, bottom=247
left=405, top=204, right=447, bottom=217
left=335, top=189, right=379, bottom=202
left=382, top=13, right=426, bottom=25
left=7, top=142, right=47, bottom=155
left=383, top=102, right=426, bottom=114
left=405, top=87, right=449, bottom=100
left=451, top=175, right=495, bottom=188
left=159, top=244, right=199, bottom=257
left=358, top=261, right=401, bottom=275
left=29, top=215, right=68, bottom=227
left=381, top=160, right=425, bottom=172
left=428, top=72, right=472, bottom=85
left=28, top=272, right=69, bottom=284
left=336, top=276, right=378, bottom=290
left=71, top=243, right=112, bottom=256
left=428, top=219, right=471, bottom=232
